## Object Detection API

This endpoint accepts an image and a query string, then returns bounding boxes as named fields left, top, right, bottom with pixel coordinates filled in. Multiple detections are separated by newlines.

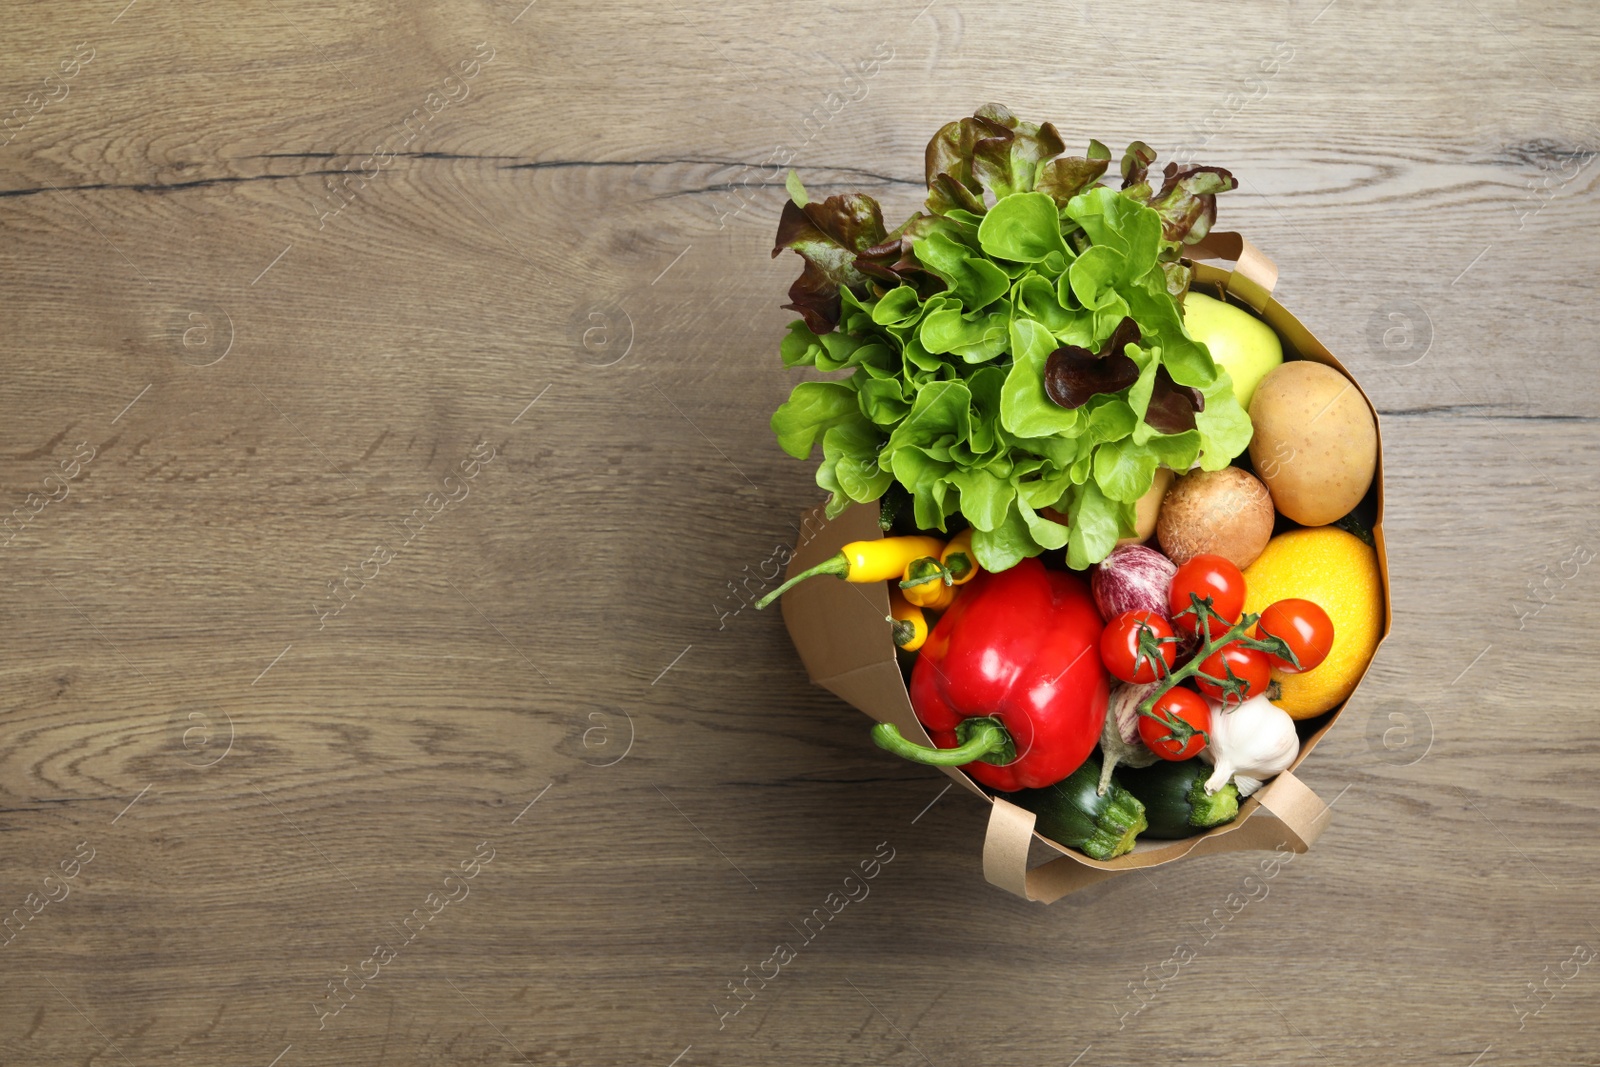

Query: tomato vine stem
left=1132, top=593, right=1298, bottom=747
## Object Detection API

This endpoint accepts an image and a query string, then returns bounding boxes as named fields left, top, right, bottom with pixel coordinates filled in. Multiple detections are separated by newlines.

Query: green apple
left=1182, top=291, right=1283, bottom=409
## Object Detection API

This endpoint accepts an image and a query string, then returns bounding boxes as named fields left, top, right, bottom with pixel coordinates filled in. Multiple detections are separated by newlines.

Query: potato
left=1116, top=466, right=1174, bottom=547
left=1248, top=361, right=1377, bottom=526
left=1156, top=466, right=1275, bottom=570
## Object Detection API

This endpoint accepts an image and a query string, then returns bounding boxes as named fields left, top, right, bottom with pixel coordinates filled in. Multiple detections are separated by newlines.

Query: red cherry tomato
left=1256, top=598, right=1336, bottom=673
left=1138, top=687, right=1211, bottom=761
left=1168, top=554, right=1246, bottom=639
left=1099, top=610, right=1177, bottom=684
left=1195, top=642, right=1272, bottom=704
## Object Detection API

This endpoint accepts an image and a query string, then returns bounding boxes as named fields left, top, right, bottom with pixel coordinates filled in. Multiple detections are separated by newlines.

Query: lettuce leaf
left=1037, top=139, right=1112, bottom=206
left=770, top=381, right=859, bottom=459
left=925, top=103, right=1065, bottom=214
left=977, top=191, right=1069, bottom=263
left=1066, top=480, right=1125, bottom=571
left=1139, top=163, right=1237, bottom=246
left=771, top=190, right=889, bottom=333
left=1195, top=370, right=1255, bottom=470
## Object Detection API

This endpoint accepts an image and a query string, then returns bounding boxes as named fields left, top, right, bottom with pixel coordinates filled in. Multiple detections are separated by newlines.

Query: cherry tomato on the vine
left=1255, top=598, right=1335, bottom=673
left=1099, top=610, right=1177, bottom=684
left=1194, top=642, right=1272, bottom=704
left=1138, top=687, right=1211, bottom=761
left=1168, top=554, right=1247, bottom=639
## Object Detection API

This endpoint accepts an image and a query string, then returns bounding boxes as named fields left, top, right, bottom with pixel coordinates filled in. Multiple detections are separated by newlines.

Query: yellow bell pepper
left=899, top=555, right=956, bottom=610
left=888, top=589, right=928, bottom=652
left=941, top=528, right=979, bottom=586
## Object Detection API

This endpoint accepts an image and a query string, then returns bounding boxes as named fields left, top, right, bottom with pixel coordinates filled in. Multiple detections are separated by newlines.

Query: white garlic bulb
left=1200, top=694, right=1298, bottom=797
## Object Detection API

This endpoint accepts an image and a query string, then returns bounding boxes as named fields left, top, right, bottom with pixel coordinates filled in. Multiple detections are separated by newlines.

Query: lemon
left=1242, top=527, right=1385, bottom=720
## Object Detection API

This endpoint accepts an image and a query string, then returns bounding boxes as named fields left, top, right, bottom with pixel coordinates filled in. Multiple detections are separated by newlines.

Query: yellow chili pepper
left=755, top=535, right=944, bottom=609
left=899, top=555, right=956, bottom=610
left=941, top=528, right=980, bottom=586
left=888, top=589, right=928, bottom=652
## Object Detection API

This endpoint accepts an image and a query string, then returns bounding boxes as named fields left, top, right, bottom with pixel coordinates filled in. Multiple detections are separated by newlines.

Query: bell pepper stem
left=898, top=557, right=952, bottom=590
left=943, top=550, right=974, bottom=582
left=871, top=718, right=1015, bottom=767
left=889, top=616, right=917, bottom=648
left=754, top=552, right=849, bottom=609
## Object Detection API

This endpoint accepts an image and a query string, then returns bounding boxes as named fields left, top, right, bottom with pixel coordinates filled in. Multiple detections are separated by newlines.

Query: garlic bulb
left=1200, top=694, right=1298, bottom=797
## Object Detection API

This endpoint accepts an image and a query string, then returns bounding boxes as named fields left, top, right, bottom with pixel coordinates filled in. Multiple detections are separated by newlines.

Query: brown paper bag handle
left=981, top=769, right=1330, bottom=903
left=1185, top=231, right=1278, bottom=313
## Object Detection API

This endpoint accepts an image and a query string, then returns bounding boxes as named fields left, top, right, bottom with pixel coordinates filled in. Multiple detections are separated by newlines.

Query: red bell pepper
left=872, top=557, right=1108, bottom=792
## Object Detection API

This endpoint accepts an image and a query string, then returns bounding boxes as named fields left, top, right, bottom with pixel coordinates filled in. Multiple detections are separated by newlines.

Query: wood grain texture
left=0, top=0, right=1597, bottom=1063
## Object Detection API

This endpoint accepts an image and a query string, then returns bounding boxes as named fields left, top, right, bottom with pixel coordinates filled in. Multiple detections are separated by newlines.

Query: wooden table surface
left=2, top=1, right=1597, bottom=1064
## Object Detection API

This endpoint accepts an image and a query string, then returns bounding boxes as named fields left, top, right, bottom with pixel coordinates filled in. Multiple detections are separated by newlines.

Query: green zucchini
left=877, top=483, right=912, bottom=532
left=1012, top=755, right=1147, bottom=860
left=1117, top=759, right=1240, bottom=839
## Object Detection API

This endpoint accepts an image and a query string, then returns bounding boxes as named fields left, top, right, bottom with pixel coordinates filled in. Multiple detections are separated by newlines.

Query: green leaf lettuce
left=768, top=105, right=1251, bottom=570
